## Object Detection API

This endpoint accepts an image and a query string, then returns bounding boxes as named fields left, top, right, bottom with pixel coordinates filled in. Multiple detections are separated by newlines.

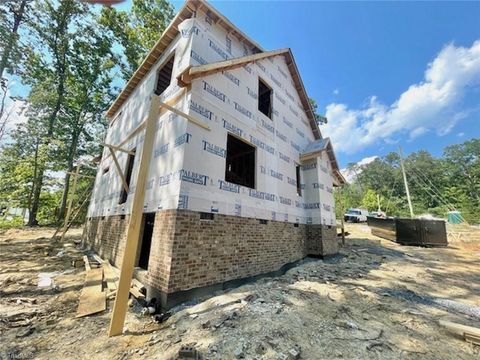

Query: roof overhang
left=300, top=138, right=346, bottom=186
left=106, top=0, right=263, bottom=119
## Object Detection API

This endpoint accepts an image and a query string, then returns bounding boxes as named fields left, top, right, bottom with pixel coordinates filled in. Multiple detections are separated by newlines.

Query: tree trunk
left=57, top=130, right=79, bottom=222
left=0, top=0, right=27, bottom=79
left=27, top=77, right=65, bottom=226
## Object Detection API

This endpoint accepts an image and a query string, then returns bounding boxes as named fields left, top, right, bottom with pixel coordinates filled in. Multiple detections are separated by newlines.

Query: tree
left=22, top=0, right=86, bottom=225
left=309, top=98, right=327, bottom=125
left=0, top=0, right=30, bottom=79
left=0, top=0, right=31, bottom=138
left=361, top=189, right=378, bottom=212
left=99, top=0, right=174, bottom=80
left=55, top=22, right=115, bottom=221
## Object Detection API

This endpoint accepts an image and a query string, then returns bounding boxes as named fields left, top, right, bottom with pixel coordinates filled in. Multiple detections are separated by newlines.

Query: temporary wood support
left=54, top=190, right=92, bottom=240
left=108, top=92, right=211, bottom=336
left=65, top=171, right=95, bottom=179
left=158, top=100, right=210, bottom=130
left=108, top=146, right=129, bottom=194
left=108, top=96, right=161, bottom=336
left=103, top=143, right=136, bottom=155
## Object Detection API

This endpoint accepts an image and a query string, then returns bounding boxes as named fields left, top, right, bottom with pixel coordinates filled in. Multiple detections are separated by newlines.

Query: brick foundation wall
left=82, top=215, right=129, bottom=267
left=82, top=210, right=338, bottom=303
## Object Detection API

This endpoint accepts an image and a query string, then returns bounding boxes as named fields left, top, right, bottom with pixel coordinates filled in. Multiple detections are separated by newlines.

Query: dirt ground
left=1, top=223, right=480, bottom=360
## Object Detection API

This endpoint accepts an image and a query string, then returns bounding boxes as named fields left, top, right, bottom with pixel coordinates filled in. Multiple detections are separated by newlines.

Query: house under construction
left=83, top=0, right=345, bottom=309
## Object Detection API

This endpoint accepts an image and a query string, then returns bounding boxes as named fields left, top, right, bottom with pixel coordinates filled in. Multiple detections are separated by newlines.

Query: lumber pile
left=76, top=254, right=146, bottom=318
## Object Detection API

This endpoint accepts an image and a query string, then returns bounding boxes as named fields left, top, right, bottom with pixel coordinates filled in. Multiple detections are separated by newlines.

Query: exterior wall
left=83, top=215, right=130, bottom=267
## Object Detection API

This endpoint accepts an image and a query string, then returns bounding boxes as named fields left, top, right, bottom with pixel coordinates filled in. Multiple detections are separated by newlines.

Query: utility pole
left=377, top=194, right=381, bottom=212
left=398, top=147, right=414, bottom=218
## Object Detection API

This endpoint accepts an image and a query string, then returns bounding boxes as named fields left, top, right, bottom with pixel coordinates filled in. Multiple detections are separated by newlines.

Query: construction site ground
left=1, top=223, right=479, bottom=360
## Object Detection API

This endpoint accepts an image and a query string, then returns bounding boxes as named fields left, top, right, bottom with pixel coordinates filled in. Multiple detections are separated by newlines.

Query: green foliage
left=345, top=140, right=480, bottom=224
left=361, top=189, right=379, bottom=212
left=99, top=0, right=174, bottom=80
left=0, top=216, right=24, bottom=230
left=309, top=98, right=327, bottom=125
left=0, top=0, right=176, bottom=227
left=334, top=183, right=362, bottom=218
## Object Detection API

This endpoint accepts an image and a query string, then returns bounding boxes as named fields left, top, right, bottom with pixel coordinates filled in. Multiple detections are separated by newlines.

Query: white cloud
left=340, top=155, right=378, bottom=183
left=333, top=88, right=340, bottom=95
left=457, top=132, right=465, bottom=137
left=321, top=40, right=480, bottom=154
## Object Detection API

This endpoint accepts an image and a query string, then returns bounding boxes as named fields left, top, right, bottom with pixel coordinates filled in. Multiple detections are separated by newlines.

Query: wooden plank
left=103, top=143, right=135, bottom=155
left=131, top=278, right=145, bottom=291
left=109, top=96, right=161, bottom=336
left=158, top=100, right=210, bottom=130
left=108, top=146, right=129, bottom=194
left=178, top=49, right=289, bottom=85
left=465, top=333, right=480, bottom=345
left=83, top=255, right=91, bottom=271
left=103, top=261, right=118, bottom=292
left=439, top=320, right=480, bottom=338
left=129, top=286, right=145, bottom=300
left=76, top=268, right=106, bottom=318
left=65, top=171, right=95, bottom=179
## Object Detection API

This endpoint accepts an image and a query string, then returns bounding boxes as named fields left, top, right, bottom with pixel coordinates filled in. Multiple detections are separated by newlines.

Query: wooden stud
left=83, top=255, right=91, bottom=272
left=108, top=146, right=129, bottom=194
left=65, top=171, right=95, bottom=179
left=158, top=100, right=210, bottom=130
left=103, top=261, right=118, bottom=292
left=108, top=96, right=160, bottom=336
left=103, top=143, right=135, bottom=155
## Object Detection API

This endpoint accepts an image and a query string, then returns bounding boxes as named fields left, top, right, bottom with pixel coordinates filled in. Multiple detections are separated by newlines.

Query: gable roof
left=177, top=49, right=322, bottom=140
left=106, top=0, right=263, bottom=118
left=300, top=138, right=346, bottom=186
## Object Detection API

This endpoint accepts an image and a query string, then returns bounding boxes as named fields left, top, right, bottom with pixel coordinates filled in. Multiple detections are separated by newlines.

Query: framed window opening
left=119, top=148, right=136, bottom=204
left=258, top=77, right=272, bottom=119
left=154, top=55, right=175, bottom=96
left=225, top=134, right=256, bottom=189
left=296, top=165, right=302, bottom=196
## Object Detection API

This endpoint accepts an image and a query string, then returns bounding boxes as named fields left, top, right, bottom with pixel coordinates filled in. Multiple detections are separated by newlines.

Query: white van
left=344, top=208, right=369, bottom=222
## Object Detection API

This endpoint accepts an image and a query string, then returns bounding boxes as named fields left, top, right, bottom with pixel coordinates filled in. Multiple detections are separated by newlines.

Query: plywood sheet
left=76, top=268, right=106, bottom=318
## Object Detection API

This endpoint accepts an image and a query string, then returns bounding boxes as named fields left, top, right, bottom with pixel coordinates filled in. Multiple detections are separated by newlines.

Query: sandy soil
left=1, top=224, right=479, bottom=359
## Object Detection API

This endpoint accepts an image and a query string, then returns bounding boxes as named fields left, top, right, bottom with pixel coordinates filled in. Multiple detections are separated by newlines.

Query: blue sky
left=164, top=0, right=480, bottom=168
left=9, top=1, right=478, bottom=170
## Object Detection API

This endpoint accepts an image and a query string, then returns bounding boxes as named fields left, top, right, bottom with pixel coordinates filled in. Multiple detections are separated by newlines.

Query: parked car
left=369, top=211, right=387, bottom=219
left=344, top=208, right=369, bottom=222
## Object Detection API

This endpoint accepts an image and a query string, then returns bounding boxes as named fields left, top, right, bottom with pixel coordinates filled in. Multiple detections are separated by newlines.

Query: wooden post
left=60, top=164, right=80, bottom=241
left=341, top=218, right=345, bottom=247
left=108, top=96, right=160, bottom=336
left=399, top=147, right=414, bottom=218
